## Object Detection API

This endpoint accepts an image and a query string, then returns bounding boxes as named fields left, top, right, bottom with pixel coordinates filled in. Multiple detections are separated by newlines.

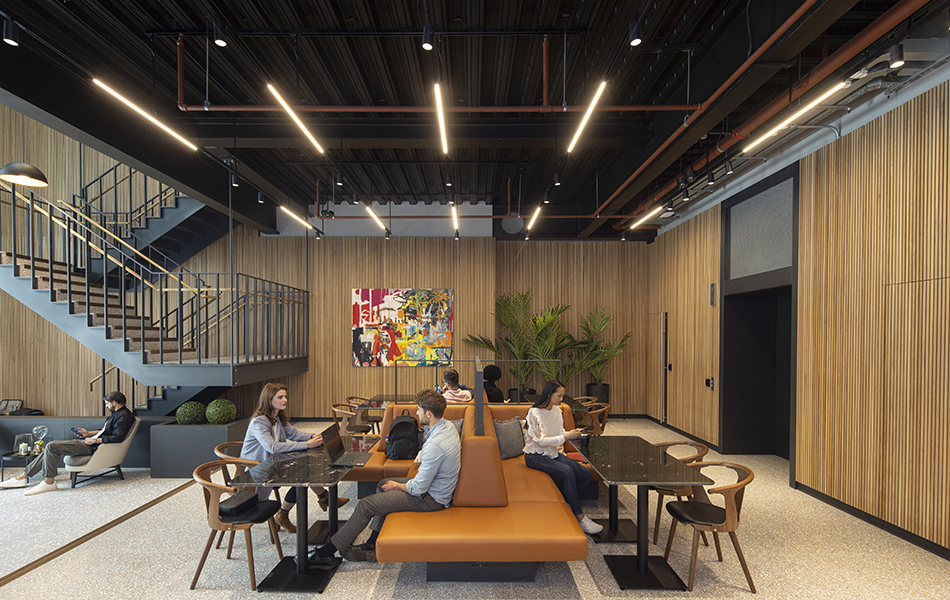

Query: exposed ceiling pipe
left=591, top=0, right=824, bottom=220
left=622, top=0, right=931, bottom=222
left=174, top=37, right=696, bottom=113
left=543, top=35, right=550, bottom=109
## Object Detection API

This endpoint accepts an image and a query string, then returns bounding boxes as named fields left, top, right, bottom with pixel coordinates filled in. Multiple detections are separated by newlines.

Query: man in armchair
left=0, top=391, right=134, bottom=496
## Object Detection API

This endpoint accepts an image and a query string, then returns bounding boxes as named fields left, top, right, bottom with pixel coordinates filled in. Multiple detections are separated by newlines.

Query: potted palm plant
left=463, top=291, right=538, bottom=401
left=578, top=309, right=631, bottom=404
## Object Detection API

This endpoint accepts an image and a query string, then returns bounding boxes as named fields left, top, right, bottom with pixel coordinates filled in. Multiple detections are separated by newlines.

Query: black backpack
left=386, top=409, right=423, bottom=460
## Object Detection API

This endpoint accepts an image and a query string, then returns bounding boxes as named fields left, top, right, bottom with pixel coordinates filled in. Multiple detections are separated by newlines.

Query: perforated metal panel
left=728, top=179, right=793, bottom=280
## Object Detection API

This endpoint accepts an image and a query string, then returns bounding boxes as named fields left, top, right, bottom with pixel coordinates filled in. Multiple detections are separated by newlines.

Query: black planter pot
left=585, top=383, right=610, bottom=404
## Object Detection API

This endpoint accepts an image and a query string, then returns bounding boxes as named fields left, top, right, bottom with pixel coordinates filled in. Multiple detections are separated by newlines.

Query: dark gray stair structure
left=144, top=385, right=231, bottom=417
left=123, top=196, right=232, bottom=270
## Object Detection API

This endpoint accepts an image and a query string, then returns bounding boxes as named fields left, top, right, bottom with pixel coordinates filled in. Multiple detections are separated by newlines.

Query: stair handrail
left=124, top=185, right=177, bottom=226
left=58, top=199, right=199, bottom=295
left=66, top=194, right=211, bottom=291
left=81, top=164, right=133, bottom=208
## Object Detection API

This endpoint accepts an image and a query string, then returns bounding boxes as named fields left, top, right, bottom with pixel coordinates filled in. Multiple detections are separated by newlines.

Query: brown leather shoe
left=275, top=508, right=296, bottom=533
left=317, top=494, right=350, bottom=511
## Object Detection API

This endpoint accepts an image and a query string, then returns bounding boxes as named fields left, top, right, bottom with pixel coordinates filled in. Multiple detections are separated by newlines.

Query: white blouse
left=523, top=406, right=566, bottom=459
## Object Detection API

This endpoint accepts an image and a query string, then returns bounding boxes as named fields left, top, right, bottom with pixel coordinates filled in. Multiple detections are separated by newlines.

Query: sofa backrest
left=487, top=403, right=576, bottom=429
left=451, top=405, right=508, bottom=507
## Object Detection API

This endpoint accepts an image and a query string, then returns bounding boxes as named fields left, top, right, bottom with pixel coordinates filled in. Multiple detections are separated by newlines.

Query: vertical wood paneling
left=799, top=80, right=950, bottom=549
left=643, top=208, right=721, bottom=445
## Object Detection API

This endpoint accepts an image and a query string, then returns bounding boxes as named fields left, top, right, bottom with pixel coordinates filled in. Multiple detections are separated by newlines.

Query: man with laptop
left=310, top=388, right=461, bottom=563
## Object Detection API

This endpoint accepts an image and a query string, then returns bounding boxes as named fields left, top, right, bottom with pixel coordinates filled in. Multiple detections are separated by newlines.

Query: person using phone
left=438, top=368, right=473, bottom=403
left=0, top=391, right=134, bottom=496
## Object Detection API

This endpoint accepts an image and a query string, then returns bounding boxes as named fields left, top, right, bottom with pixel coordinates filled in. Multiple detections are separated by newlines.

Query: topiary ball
left=206, top=398, right=237, bottom=424
left=176, top=401, right=207, bottom=425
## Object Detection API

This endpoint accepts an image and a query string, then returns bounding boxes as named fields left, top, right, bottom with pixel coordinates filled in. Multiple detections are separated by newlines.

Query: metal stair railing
left=79, top=164, right=178, bottom=238
left=1, top=182, right=309, bottom=368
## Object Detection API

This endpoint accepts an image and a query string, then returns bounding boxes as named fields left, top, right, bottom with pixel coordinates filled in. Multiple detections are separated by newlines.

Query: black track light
left=454, top=230, right=459, bottom=241
left=890, top=44, right=904, bottom=69
left=352, top=192, right=358, bottom=205
left=3, top=20, right=19, bottom=47
left=422, top=23, right=434, bottom=51
left=685, top=169, right=697, bottom=183
left=621, top=230, right=627, bottom=241
left=725, top=159, right=734, bottom=175
left=257, top=191, right=264, bottom=204
left=315, top=229, right=322, bottom=240
left=543, top=192, right=550, bottom=205
left=683, top=189, right=690, bottom=203
left=445, top=171, right=452, bottom=187
left=230, top=172, right=239, bottom=187
left=213, top=18, right=227, bottom=47
left=335, top=171, right=344, bottom=186
left=706, top=171, right=715, bottom=186
left=554, top=172, right=561, bottom=187
left=385, top=229, right=391, bottom=240
left=628, top=18, right=642, bottom=47
left=677, top=176, right=687, bottom=188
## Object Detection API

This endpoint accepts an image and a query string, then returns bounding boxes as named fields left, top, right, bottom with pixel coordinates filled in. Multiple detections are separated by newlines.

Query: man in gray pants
left=0, top=391, right=134, bottom=496
left=310, top=388, right=461, bottom=563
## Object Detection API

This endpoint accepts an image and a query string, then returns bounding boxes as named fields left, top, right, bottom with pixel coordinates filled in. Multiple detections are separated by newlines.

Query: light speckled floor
left=1, top=418, right=947, bottom=599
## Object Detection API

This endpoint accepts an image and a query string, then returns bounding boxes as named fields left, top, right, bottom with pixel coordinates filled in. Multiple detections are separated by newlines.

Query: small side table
left=2, top=451, right=32, bottom=480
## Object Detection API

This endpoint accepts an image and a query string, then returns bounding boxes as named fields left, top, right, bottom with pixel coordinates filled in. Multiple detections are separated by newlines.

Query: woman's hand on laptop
left=307, top=434, right=324, bottom=448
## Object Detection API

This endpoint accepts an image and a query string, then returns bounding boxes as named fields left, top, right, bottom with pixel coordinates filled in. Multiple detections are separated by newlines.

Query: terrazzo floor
left=0, top=418, right=947, bottom=599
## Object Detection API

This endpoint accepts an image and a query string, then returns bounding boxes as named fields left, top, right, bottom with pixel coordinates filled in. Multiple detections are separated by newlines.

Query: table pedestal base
left=590, top=518, right=638, bottom=543
left=603, top=555, right=688, bottom=590
left=256, top=556, right=341, bottom=593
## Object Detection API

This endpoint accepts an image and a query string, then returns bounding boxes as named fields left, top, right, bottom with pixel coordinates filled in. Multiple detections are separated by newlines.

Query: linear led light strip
left=93, top=79, right=198, bottom=151
left=280, top=205, right=313, bottom=230
left=744, top=81, right=848, bottom=153
left=567, top=81, right=607, bottom=153
left=451, top=205, right=459, bottom=231
left=435, top=83, right=449, bottom=154
left=365, top=204, right=387, bottom=230
left=527, top=205, right=542, bottom=230
left=268, top=84, right=325, bottom=153
left=629, top=205, right=665, bottom=229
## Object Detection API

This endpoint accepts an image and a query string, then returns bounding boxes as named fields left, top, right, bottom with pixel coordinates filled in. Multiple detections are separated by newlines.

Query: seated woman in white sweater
left=523, top=380, right=603, bottom=535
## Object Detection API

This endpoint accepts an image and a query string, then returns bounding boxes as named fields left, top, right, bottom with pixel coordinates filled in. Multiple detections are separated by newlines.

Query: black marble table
left=573, top=435, right=713, bottom=590
left=368, top=394, right=417, bottom=405
left=231, top=440, right=358, bottom=593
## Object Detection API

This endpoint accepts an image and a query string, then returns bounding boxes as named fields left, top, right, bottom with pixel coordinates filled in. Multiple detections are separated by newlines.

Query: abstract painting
left=352, top=288, right=453, bottom=367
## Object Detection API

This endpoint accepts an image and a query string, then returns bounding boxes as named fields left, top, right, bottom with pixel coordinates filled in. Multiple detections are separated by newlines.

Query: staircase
left=1, top=180, right=309, bottom=394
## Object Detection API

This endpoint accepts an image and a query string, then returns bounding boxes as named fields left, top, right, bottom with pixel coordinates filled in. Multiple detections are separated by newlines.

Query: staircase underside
left=0, top=259, right=307, bottom=386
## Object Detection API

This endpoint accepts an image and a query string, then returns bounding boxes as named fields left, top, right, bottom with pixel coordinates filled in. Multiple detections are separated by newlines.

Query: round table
left=2, top=451, right=33, bottom=480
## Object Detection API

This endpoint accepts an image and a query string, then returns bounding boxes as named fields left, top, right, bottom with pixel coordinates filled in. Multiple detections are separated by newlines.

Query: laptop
left=323, top=423, right=373, bottom=467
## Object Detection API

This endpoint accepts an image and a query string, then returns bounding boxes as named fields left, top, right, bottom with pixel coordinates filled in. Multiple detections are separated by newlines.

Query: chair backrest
left=573, top=396, right=599, bottom=407
left=194, top=458, right=258, bottom=531
left=653, top=440, right=708, bottom=464
left=582, top=404, right=609, bottom=435
left=688, top=461, right=754, bottom=531
left=331, top=403, right=359, bottom=431
left=213, top=441, right=246, bottom=485
left=345, top=396, right=371, bottom=406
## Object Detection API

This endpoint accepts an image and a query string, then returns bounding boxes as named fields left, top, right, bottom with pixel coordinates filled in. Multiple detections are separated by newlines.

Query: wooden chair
left=331, top=403, right=372, bottom=435
left=663, top=461, right=756, bottom=593
left=191, top=459, right=283, bottom=590
left=212, top=441, right=281, bottom=549
left=573, top=396, right=599, bottom=406
left=651, top=440, right=709, bottom=544
left=581, top=403, right=609, bottom=435
left=346, top=396, right=382, bottom=434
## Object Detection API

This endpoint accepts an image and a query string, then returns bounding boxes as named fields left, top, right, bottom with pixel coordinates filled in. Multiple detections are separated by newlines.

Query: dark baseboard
left=608, top=415, right=719, bottom=452
left=796, top=483, right=950, bottom=562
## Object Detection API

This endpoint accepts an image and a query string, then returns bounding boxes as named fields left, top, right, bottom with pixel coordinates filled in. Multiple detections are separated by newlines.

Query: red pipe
left=592, top=0, right=823, bottom=219
left=542, top=35, right=550, bottom=109
left=627, top=0, right=929, bottom=220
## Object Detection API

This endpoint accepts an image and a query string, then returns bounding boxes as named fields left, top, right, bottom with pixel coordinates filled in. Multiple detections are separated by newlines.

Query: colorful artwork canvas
left=352, top=288, right=453, bottom=367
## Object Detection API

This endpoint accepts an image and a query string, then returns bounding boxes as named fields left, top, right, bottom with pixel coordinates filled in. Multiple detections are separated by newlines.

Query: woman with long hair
left=241, top=383, right=349, bottom=533
left=523, top=380, right=603, bottom=535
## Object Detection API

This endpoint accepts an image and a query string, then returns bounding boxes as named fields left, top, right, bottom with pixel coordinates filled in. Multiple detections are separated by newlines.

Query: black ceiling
left=0, top=1, right=940, bottom=238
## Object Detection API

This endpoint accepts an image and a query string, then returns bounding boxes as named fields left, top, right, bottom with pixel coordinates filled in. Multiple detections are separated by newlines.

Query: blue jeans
left=524, top=452, right=591, bottom=516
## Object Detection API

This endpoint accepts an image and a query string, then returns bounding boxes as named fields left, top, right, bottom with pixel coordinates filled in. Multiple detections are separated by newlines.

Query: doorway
left=720, top=287, right=791, bottom=458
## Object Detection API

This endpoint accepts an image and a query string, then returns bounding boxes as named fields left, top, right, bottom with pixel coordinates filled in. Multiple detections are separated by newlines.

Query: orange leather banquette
left=370, top=403, right=589, bottom=564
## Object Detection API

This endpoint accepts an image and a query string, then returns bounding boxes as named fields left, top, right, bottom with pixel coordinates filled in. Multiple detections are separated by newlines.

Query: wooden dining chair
left=663, top=461, right=756, bottom=593
left=573, top=396, right=599, bottom=406
left=651, top=440, right=709, bottom=544
left=581, top=403, right=609, bottom=435
left=212, top=441, right=281, bottom=549
left=331, top=403, right=373, bottom=435
left=345, top=395, right=382, bottom=434
left=191, top=459, right=283, bottom=591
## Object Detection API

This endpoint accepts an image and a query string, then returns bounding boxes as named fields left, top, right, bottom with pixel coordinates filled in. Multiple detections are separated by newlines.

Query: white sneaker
left=23, top=480, right=59, bottom=496
left=579, top=516, right=604, bottom=535
left=0, top=477, right=28, bottom=489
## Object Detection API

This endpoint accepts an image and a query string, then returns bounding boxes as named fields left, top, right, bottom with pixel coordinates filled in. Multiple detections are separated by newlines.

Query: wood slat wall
left=643, top=208, right=721, bottom=445
left=798, top=80, right=950, bottom=548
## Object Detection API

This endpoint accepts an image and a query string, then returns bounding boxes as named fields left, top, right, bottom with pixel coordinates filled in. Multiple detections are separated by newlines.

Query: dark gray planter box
left=150, top=417, right=250, bottom=478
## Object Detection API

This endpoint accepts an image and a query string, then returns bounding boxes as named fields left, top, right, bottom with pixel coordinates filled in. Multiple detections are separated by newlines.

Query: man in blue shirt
left=310, top=388, right=461, bottom=563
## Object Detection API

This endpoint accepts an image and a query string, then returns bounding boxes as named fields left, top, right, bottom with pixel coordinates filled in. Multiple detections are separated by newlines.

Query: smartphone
left=71, top=427, right=83, bottom=438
